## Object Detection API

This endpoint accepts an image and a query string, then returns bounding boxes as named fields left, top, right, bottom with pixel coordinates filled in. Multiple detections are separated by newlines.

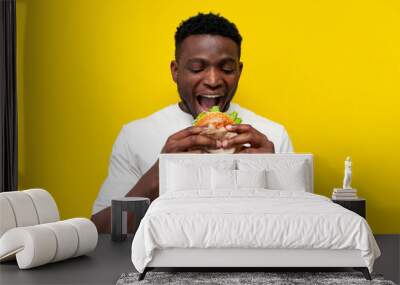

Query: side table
left=332, top=198, right=366, bottom=218
left=111, top=197, right=150, bottom=242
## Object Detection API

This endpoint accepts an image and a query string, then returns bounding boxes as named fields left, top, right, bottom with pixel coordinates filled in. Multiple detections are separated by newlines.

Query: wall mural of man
left=91, top=13, right=293, bottom=232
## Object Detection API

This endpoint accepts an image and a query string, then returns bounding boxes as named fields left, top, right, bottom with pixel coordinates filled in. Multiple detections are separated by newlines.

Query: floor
left=0, top=235, right=134, bottom=284
left=0, top=234, right=398, bottom=284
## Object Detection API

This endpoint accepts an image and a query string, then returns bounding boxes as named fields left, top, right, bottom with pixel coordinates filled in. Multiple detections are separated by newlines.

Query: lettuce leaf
left=209, top=106, right=220, bottom=112
left=234, top=117, right=242, bottom=124
left=193, top=106, right=242, bottom=125
left=228, top=111, right=238, bottom=120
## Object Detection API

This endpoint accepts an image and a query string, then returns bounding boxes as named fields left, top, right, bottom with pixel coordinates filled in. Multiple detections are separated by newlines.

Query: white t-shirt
left=92, top=103, right=294, bottom=214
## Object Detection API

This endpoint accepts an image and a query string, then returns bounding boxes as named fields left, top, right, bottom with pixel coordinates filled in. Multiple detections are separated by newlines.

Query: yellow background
left=16, top=0, right=399, bottom=233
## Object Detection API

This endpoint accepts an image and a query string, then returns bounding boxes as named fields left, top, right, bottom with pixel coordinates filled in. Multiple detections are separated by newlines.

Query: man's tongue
left=198, top=97, right=218, bottom=111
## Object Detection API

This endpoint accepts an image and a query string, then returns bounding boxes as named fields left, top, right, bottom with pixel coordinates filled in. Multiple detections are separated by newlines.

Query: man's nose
left=203, top=68, right=222, bottom=89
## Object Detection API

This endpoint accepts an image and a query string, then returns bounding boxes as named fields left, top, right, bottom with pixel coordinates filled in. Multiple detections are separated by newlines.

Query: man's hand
left=221, top=124, right=275, bottom=153
left=162, top=126, right=218, bottom=153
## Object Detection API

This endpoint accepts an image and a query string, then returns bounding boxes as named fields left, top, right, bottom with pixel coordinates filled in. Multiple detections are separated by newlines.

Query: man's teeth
left=199, top=94, right=223, bottom=98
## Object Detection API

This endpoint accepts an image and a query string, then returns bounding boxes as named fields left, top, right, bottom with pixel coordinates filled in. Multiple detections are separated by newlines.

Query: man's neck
left=178, top=101, right=194, bottom=118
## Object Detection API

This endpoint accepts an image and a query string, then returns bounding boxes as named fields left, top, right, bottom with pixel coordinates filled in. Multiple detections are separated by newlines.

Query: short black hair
left=174, top=12, right=242, bottom=59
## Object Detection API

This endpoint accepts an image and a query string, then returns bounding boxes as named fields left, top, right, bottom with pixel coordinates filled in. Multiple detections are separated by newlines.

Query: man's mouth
left=196, top=94, right=224, bottom=112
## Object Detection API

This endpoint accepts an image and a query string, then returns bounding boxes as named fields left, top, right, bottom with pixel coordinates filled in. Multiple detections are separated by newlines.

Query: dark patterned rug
left=116, top=271, right=396, bottom=285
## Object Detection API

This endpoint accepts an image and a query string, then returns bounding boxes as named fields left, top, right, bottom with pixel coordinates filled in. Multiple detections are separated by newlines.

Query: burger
left=193, top=106, right=242, bottom=153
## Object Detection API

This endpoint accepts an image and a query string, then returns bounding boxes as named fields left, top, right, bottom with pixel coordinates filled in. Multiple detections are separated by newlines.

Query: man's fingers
left=175, top=134, right=218, bottom=152
left=225, top=124, right=253, bottom=134
left=222, top=133, right=256, bottom=149
left=168, top=126, right=206, bottom=141
left=224, top=124, right=272, bottom=150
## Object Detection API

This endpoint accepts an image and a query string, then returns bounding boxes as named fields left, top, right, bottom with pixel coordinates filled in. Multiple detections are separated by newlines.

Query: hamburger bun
left=193, top=106, right=242, bottom=154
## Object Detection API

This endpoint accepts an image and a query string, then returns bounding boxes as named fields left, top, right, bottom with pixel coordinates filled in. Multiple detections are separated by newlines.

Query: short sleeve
left=277, top=127, right=294, bottom=153
left=92, top=126, right=142, bottom=215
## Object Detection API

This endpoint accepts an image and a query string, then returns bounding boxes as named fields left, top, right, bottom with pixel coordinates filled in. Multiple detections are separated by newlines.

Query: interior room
left=0, top=0, right=399, bottom=284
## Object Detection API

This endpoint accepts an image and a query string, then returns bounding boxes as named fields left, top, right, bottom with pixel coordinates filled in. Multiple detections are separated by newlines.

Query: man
left=91, top=13, right=293, bottom=232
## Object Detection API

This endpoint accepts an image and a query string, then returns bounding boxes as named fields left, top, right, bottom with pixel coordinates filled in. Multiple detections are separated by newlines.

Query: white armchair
left=0, top=189, right=97, bottom=269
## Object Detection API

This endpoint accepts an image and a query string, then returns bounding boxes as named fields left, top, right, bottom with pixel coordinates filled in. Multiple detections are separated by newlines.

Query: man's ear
left=170, top=60, right=178, bottom=83
left=235, top=61, right=243, bottom=81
